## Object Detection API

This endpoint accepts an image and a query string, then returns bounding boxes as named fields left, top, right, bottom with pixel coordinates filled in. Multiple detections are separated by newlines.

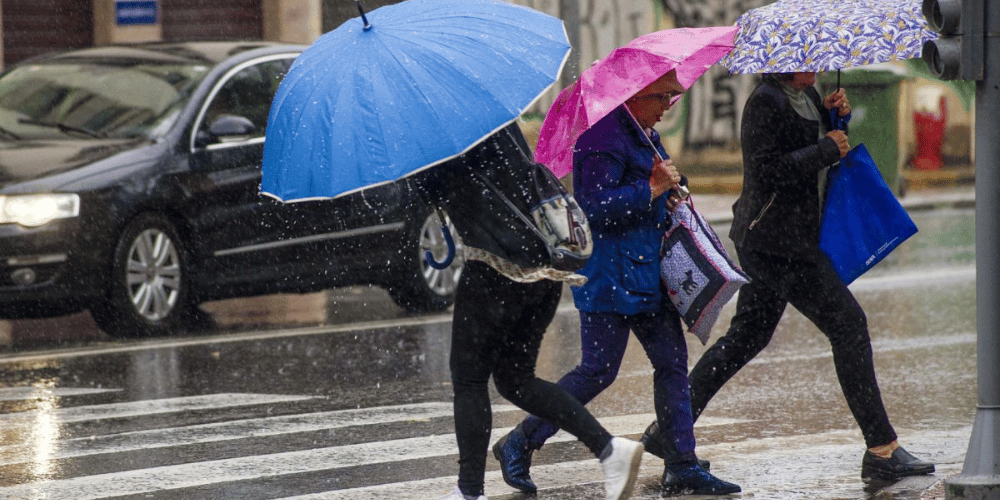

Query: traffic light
left=921, top=0, right=984, bottom=80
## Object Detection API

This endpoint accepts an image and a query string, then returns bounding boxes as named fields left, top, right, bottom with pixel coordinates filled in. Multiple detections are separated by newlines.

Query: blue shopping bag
left=819, top=143, right=917, bottom=284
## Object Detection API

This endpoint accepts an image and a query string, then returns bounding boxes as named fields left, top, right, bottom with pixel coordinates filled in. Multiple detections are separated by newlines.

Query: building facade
left=0, top=0, right=971, bottom=191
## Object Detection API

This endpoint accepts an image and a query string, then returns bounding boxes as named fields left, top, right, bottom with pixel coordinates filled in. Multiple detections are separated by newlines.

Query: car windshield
left=0, top=60, right=209, bottom=140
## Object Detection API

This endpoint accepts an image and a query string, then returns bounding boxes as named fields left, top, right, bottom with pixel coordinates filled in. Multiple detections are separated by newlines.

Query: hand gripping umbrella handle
left=425, top=209, right=456, bottom=270
left=624, top=105, right=689, bottom=202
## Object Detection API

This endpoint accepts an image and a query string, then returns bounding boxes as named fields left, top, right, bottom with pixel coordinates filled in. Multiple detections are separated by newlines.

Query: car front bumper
left=0, top=219, right=103, bottom=318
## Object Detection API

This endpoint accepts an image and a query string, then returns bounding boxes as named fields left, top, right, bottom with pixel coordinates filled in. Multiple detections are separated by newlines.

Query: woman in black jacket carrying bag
left=645, top=72, right=934, bottom=483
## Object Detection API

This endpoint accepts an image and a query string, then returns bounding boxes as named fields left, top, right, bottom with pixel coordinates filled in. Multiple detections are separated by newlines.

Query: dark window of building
left=2, top=0, right=93, bottom=67
left=161, top=0, right=262, bottom=41
left=322, top=0, right=402, bottom=33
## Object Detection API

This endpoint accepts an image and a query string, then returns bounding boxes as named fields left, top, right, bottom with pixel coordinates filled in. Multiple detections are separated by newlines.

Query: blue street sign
left=116, top=1, right=158, bottom=25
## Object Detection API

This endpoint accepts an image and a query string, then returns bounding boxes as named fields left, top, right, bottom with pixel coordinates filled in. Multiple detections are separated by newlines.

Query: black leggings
left=688, top=248, right=898, bottom=449
left=451, top=261, right=612, bottom=496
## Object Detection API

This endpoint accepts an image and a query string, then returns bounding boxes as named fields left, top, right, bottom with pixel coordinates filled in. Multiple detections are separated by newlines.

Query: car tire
left=387, top=207, right=463, bottom=313
left=90, top=213, right=193, bottom=337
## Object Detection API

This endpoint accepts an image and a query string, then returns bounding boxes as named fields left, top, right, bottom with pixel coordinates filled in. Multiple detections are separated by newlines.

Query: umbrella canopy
left=535, top=27, right=739, bottom=178
left=720, top=0, right=938, bottom=74
left=261, top=0, right=570, bottom=202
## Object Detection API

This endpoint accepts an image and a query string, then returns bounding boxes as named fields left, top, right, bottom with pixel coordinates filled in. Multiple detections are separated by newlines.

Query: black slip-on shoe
left=861, top=447, right=935, bottom=481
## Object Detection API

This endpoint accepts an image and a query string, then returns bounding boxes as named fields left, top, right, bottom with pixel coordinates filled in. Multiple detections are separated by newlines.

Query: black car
left=0, top=41, right=463, bottom=337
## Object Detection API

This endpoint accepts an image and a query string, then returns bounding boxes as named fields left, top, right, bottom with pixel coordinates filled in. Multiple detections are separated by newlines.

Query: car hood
left=0, top=138, right=149, bottom=186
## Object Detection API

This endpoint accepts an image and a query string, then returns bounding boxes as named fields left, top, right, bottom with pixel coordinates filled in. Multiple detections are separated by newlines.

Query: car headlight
left=0, top=193, right=80, bottom=227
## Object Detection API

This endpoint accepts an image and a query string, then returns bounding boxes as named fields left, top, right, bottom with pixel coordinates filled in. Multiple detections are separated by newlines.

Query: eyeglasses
left=635, top=90, right=684, bottom=105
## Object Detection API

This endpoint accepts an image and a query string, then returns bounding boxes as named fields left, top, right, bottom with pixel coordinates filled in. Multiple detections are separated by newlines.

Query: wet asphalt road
left=0, top=206, right=978, bottom=499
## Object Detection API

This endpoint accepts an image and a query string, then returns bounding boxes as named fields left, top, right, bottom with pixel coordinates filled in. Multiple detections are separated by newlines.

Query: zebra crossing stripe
left=0, top=393, right=314, bottom=427
left=0, top=402, right=515, bottom=466
left=0, top=387, right=118, bottom=401
left=0, top=411, right=744, bottom=499
left=281, top=426, right=974, bottom=500
left=285, top=458, right=616, bottom=500
left=0, top=432, right=467, bottom=499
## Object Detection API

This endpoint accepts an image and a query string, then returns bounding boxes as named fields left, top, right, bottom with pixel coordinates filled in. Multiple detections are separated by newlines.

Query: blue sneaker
left=662, top=462, right=741, bottom=496
left=492, top=424, right=537, bottom=493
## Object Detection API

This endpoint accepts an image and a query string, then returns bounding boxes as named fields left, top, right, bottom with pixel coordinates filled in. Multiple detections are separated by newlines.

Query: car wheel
left=90, top=213, right=192, bottom=337
left=387, top=208, right=464, bottom=312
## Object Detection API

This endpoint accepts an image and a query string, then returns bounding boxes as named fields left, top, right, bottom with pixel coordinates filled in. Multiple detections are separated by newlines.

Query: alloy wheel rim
left=126, top=228, right=181, bottom=321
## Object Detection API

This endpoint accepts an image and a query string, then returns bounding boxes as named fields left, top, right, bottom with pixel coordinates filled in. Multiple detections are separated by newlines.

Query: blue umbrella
left=261, top=0, right=571, bottom=202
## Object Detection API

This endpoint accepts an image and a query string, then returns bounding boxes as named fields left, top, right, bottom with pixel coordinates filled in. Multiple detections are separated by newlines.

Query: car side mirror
left=195, top=114, right=257, bottom=147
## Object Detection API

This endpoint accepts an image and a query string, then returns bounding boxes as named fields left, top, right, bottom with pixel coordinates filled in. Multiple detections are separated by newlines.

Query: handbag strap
left=624, top=105, right=665, bottom=162
left=624, top=105, right=690, bottom=201
left=471, top=170, right=551, bottom=245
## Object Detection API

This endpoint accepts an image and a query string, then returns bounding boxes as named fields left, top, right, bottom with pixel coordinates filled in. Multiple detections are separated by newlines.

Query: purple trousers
left=521, top=307, right=697, bottom=463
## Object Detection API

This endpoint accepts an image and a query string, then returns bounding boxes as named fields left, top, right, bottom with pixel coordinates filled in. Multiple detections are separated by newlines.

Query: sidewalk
left=689, top=183, right=975, bottom=225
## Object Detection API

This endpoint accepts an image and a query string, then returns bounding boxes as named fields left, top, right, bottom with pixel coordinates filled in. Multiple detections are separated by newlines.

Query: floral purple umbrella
left=719, top=0, right=938, bottom=75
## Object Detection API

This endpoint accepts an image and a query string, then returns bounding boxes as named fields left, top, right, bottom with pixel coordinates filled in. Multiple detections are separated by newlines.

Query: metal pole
left=559, top=0, right=581, bottom=85
left=946, top=0, right=1000, bottom=497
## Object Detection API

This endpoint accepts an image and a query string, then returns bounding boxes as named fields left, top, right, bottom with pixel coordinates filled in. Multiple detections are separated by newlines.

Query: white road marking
left=0, top=402, right=507, bottom=466
left=282, top=426, right=973, bottom=500
left=0, top=387, right=118, bottom=401
left=0, top=316, right=452, bottom=365
left=0, top=393, right=313, bottom=426
left=0, top=411, right=744, bottom=500
left=849, top=265, right=975, bottom=290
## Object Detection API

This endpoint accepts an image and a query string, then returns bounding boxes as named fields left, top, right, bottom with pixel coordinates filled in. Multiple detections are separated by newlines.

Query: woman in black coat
left=650, top=72, right=935, bottom=482
left=415, top=123, right=644, bottom=500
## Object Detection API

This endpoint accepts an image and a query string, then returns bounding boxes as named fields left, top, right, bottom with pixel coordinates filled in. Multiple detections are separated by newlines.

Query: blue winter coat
left=571, top=105, right=671, bottom=315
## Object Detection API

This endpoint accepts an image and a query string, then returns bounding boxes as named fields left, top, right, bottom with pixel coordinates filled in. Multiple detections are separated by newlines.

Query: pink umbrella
left=536, top=26, right=739, bottom=178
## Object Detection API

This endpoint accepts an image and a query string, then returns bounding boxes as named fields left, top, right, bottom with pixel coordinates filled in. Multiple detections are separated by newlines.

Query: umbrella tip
left=355, top=0, right=372, bottom=31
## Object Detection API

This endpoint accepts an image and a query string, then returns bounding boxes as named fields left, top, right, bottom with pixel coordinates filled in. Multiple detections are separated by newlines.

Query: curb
left=689, top=181, right=975, bottom=226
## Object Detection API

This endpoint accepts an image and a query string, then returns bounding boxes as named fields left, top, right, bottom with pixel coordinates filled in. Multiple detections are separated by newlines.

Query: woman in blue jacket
left=494, top=70, right=740, bottom=496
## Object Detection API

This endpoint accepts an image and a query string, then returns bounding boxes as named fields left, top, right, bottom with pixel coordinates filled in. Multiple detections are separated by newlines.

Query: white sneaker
left=600, top=437, right=644, bottom=500
left=438, top=486, right=488, bottom=500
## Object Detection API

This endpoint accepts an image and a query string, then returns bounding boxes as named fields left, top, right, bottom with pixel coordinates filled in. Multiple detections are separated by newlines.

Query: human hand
left=650, top=158, right=681, bottom=199
left=666, top=186, right=686, bottom=211
left=824, top=88, right=851, bottom=116
left=826, top=130, right=849, bottom=158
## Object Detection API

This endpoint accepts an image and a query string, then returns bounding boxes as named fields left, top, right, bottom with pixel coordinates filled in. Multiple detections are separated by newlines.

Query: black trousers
left=688, top=248, right=898, bottom=448
left=451, top=261, right=612, bottom=496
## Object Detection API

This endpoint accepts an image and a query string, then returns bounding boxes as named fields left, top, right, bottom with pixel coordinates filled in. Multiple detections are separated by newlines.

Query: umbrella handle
left=830, top=108, right=848, bottom=131
left=355, top=0, right=372, bottom=31
left=425, top=222, right=456, bottom=270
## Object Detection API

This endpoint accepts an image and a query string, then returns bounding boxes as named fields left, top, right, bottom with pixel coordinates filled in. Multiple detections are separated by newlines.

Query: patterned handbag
left=660, top=198, right=749, bottom=344
left=474, top=162, right=592, bottom=272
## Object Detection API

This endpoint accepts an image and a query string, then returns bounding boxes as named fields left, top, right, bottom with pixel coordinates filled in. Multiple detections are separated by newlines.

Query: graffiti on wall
left=512, top=0, right=658, bottom=115
left=509, top=0, right=774, bottom=150
left=658, top=0, right=772, bottom=150
left=574, top=0, right=653, bottom=72
left=659, top=0, right=763, bottom=29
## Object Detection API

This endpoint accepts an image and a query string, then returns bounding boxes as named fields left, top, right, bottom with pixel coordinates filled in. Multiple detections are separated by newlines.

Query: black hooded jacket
left=730, top=75, right=844, bottom=258
left=412, top=123, right=549, bottom=270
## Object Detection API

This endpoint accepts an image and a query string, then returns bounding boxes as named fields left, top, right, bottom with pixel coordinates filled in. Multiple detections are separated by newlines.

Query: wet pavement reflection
left=0, top=206, right=978, bottom=499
